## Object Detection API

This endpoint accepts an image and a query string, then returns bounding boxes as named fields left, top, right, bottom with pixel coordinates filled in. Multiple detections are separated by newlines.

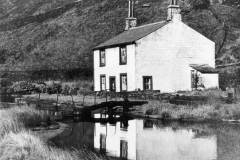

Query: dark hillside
left=0, top=0, right=239, bottom=79
left=0, top=2, right=78, bottom=31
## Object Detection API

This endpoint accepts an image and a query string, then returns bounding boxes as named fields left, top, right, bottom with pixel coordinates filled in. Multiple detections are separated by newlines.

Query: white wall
left=135, top=20, right=217, bottom=92
left=201, top=74, right=219, bottom=89
left=94, top=44, right=136, bottom=92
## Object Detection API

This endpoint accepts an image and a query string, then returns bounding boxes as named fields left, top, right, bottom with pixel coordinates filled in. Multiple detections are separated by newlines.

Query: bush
left=0, top=78, right=12, bottom=87
left=73, top=80, right=93, bottom=91
left=180, top=113, right=194, bottom=119
left=190, top=0, right=210, bottom=9
left=9, top=81, right=36, bottom=93
left=161, top=111, right=171, bottom=119
left=46, top=82, right=62, bottom=94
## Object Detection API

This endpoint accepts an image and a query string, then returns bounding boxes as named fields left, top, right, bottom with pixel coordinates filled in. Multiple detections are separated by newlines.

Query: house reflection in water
left=51, top=115, right=218, bottom=160
left=94, top=114, right=136, bottom=159
left=94, top=115, right=217, bottom=160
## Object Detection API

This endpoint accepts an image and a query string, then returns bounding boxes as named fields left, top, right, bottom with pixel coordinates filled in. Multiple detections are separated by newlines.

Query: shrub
left=73, top=80, right=93, bottom=91
left=0, top=78, right=11, bottom=87
left=46, top=82, right=62, bottom=94
left=9, top=81, right=37, bottom=94
left=179, top=113, right=193, bottom=119
left=161, top=111, right=171, bottom=119
left=190, top=0, right=211, bottom=9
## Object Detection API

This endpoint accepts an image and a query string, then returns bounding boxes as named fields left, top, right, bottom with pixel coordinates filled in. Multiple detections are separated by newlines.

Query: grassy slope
left=0, top=0, right=240, bottom=70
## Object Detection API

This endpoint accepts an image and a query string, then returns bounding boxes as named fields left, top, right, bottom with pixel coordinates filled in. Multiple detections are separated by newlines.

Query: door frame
left=109, top=76, right=116, bottom=92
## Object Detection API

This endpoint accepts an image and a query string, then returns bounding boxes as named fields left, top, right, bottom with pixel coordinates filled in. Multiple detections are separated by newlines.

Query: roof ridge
left=130, top=21, right=167, bottom=30
left=94, top=20, right=168, bottom=50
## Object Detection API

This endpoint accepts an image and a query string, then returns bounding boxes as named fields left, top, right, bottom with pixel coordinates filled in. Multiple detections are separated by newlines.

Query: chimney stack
left=125, top=0, right=137, bottom=30
left=167, top=0, right=181, bottom=21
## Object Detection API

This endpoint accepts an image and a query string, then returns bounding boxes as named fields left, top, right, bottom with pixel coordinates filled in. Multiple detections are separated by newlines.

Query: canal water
left=51, top=114, right=240, bottom=160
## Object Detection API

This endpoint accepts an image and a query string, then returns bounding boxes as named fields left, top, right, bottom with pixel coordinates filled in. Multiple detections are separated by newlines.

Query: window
left=100, top=49, right=105, bottom=66
left=119, top=46, right=127, bottom=65
left=143, top=76, right=153, bottom=90
left=120, top=73, right=127, bottom=91
left=100, top=75, right=106, bottom=91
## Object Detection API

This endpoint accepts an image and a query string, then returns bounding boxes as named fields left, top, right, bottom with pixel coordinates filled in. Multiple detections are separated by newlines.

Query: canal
left=50, top=114, right=240, bottom=160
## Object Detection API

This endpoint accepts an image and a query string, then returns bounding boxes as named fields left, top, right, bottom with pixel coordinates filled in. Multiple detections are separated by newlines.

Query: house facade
left=93, top=0, right=219, bottom=93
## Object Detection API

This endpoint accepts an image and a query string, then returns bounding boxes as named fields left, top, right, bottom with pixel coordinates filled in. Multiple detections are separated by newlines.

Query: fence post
left=106, top=90, right=108, bottom=102
left=94, top=92, right=97, bottom=105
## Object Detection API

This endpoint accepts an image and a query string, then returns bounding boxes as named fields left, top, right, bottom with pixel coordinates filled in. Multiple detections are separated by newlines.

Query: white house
left=93, top=0, right=219, bottom=93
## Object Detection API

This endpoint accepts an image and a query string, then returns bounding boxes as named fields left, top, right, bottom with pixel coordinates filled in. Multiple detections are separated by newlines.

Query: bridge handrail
left=82, top=89, right=162, bottom=106
left=82, top=91, right=97, bottom=106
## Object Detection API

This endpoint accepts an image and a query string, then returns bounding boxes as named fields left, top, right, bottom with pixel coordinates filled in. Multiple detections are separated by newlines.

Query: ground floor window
left=143, top=76, right=152, bottom=90
left=120, top=73, right=127, bottom=91
left=100, top=75, right=106, bottom=91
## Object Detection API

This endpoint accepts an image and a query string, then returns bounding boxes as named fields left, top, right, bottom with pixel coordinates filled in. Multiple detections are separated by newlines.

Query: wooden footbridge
left=27, top=91, right=149, bottom=120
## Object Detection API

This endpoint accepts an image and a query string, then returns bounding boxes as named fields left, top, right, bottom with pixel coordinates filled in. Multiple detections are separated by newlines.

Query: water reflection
left=51, top=115, right=240, bottom=160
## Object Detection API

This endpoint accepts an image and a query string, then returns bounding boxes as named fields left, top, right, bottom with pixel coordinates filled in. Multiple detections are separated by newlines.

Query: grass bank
left=139, top=101, right=240, bottom=120
left=0, top=105, right=112, bottom=160
left=135, top=89, right=240, bottom=120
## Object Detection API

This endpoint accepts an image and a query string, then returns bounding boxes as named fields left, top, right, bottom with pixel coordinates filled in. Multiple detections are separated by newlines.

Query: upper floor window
left=100, top=49, right=105, bottom=66
left=120, top=46, right=127, bottom=65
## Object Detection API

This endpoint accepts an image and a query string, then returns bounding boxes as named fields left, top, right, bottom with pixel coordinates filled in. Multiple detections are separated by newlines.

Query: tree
left=190, top=0, right=211, bottom=9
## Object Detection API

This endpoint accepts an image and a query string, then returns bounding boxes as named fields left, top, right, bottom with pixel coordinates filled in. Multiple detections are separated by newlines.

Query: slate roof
left=190, top=64, right=219, bottom=74
left=94, top=21, right=168, bottom=50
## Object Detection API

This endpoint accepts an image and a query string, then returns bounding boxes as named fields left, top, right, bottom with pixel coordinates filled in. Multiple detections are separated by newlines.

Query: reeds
left=142, top=101, right=240, bottom=120
left=0, top=105, right=46, bottom=137
left=0, top=105, right=112, bottom=160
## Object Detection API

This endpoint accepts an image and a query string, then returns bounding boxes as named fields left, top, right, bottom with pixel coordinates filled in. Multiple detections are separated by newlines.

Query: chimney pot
left=125, top=17, right=137, bottom=30
left=167, top=0, right=181, bottom=21
left=125, top=0, right=137, bottom=30
left=172, top=13, right=182, bottom=22
left=167, top=5, right=181, bottom=21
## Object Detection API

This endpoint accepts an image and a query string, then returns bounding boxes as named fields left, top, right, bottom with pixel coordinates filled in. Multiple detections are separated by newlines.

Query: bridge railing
left=82, top=90, right=162, bottom=106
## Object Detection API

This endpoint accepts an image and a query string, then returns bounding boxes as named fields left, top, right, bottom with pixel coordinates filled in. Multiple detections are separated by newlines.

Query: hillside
left=0, top=0, right=240, bottom=74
